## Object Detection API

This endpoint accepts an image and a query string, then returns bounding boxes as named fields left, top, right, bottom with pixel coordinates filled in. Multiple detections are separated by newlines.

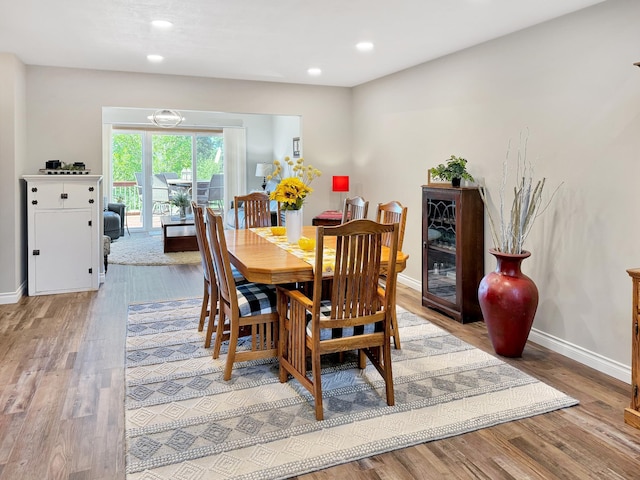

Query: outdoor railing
left=112, top=181, right=140, bottom=212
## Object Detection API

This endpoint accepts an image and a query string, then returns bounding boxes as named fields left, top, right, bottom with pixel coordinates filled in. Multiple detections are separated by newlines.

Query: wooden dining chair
left=205, top=209, right=279, bottom=380
left=277, top=219, right=400, bottom=420
left=341, top=196, right=369, bottom=223
left=191, top=201, right=218, bottom=348
left=234, top=192, right=272, bottom=228
left=375, top=201, right=408, bottom=349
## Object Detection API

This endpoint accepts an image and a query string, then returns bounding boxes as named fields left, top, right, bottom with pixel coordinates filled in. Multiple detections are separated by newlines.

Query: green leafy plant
left=170, top=191, right=191, bottom=208
left=430, top=155, right=475, bottom=182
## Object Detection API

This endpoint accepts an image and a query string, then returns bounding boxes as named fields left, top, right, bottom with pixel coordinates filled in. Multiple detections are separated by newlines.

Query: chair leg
left=311, top=353, right=324, bottom=421
left=213, top=311, right=226, bottom=359
left=204, top=292, right=217, bottom=350
left=223, top=324, right=240, bottom=381
left=391, top=308, right=401, bottom=349
left=198, top=279, right=209, bottom=332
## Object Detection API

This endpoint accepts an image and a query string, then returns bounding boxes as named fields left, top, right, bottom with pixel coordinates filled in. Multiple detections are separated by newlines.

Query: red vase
left=478, top=249, right=539, bottom=357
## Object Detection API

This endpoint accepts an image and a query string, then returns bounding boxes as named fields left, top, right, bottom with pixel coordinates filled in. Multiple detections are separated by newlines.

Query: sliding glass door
left=110, top=129, right=223, bottom=231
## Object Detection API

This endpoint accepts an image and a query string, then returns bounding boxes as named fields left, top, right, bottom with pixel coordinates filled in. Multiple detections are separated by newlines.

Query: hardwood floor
left=1, top=264, right=639, bottom=479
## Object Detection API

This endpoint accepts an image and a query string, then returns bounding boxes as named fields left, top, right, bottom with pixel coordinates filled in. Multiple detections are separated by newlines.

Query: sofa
left=104, top=203, right=125, bottom=240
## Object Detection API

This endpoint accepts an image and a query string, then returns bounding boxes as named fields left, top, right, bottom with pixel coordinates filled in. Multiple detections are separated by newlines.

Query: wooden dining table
left=224, top=225, right=409, bottom=285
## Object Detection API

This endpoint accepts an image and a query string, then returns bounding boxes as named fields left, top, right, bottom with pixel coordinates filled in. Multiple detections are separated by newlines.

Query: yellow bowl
left=298, top=236, right=316, bottom=251
left=270, top=226, right=286, bottom=236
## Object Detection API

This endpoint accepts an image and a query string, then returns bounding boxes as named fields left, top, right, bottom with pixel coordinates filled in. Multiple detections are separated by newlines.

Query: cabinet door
left=424, top=192, right=458, bottom=306
left=33, top=210, right=93, bottom=293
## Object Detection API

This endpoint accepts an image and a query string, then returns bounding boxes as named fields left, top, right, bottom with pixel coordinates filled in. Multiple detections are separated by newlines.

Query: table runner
left=251, top=227, right=336, bottom=274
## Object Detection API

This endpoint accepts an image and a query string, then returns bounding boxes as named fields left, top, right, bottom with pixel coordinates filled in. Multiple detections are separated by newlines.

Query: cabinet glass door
left=426, top=197, right=457, bottom=305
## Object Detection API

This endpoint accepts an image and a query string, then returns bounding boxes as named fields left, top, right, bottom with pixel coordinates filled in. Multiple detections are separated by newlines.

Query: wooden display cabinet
left=422, top=185, right=484, bottom=323
left=625, top=269, right=640, bottom=429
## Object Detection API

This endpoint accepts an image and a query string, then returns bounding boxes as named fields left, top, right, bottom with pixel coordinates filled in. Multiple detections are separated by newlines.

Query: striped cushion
left=307, top=300, right=378, bottom=339
left=236, top=282, right=277, bottom=317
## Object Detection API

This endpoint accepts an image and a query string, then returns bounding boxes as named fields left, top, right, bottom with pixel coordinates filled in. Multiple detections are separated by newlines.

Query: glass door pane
left=151, top=133, right=192, bottom=227
left=111, top=131, right=143, bottom=230
left=195, top=134, right=224, bottom=211
left=426, top=197, right=457, bottom=305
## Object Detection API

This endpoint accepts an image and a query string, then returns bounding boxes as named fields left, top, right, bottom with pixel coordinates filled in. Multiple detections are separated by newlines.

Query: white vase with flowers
left=268, top=156, right=321, bottom=243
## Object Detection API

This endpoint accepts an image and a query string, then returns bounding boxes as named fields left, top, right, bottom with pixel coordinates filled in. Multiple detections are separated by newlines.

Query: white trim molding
left=528, top=328, right=630, bottom=384
left=0, top=282, right=26, bottom=304
left=398, top=275, right=631, bottom=384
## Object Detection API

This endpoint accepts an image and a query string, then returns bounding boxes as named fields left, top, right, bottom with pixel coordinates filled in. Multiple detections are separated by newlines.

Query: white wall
left=0, top=53, right=26, bottom=302
left=352, top=0, right=640, bottom=379
left=24, top=67, right=352, bottom=219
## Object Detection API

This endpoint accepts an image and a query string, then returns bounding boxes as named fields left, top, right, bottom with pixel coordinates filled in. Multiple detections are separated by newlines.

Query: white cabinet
left=24, top=175, right=103, bottom=295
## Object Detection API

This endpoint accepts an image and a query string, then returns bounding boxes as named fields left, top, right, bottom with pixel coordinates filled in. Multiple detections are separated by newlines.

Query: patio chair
left=197, top=174, right=224, bottom=210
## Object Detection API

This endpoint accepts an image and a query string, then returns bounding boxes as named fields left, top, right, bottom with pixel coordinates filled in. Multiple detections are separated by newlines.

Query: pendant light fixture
left=149, top=109, right=184, bottom=128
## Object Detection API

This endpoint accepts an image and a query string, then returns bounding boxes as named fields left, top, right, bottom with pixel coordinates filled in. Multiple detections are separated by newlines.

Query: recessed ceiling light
left=307, top=67, right=322, bottom=76
left=147, top=54, right=164, bottom=63
left=356, top=41, right=374, bottom=52
left=151, top=20, right=173, bottom=29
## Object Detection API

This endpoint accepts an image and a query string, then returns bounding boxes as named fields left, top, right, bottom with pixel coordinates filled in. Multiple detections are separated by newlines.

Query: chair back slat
left=234, top=192, right=271, bottom=228
left=341, top=196, right=369, bottom=223
left=206, top=209, right=239, bottom=316
left=191, top=202, right=214, bottom=285
left=278, top=217, right=399, bottom=419
left=376, top=201, right=407, bottom=251
left=315, top=220, right=398, bottom=325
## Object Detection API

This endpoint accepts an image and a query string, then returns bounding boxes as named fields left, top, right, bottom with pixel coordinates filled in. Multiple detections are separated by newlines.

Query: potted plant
left=430, top=155, right=474, bottom=187
left=171, top=191, right=191, bottom=219
left=477, top=133, right=561, bottom=357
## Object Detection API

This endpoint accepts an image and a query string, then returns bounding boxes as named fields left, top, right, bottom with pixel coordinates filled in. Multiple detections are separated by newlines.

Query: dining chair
left=341, top=196, right=369, bottom=223
left=277, top=219, right=400, bottom=420
left=375, top=200, right=408, bottom=349
left=234, top=192, right=272, bottom=229
left=205, top=209, right=279, bottom=380
left=191, top=201, right=218, bottom=348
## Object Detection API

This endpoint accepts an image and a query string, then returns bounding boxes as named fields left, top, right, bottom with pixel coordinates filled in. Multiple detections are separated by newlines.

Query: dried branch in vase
left=479, top=131, right=562, bottom=255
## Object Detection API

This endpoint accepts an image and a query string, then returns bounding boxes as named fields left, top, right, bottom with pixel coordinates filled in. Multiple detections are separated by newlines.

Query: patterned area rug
left=124, top=299, right=578, bottom=480
left=110, top=233, right=201, bottom=266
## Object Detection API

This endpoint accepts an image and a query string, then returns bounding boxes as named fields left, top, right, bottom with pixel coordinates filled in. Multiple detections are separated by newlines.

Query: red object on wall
left=332, top=175, right=349, bottom=192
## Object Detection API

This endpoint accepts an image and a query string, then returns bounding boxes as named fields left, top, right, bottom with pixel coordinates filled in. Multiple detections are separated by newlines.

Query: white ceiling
left=0, top=0, right=605, bottom=87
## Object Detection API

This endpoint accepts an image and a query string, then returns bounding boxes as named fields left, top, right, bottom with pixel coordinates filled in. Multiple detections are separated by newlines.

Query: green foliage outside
left=111, top=133, right=223, bottom=182
left=111, top=132, right=223, bottom=209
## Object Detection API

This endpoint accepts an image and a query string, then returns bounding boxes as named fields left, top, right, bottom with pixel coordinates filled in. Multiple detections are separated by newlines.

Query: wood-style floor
left=1, top=264, right=639, bottom=479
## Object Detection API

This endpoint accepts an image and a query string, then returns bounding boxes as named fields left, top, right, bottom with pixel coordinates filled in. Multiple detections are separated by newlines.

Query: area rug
left=124, top=299, right=578, bottom=480
left=110, top=233, right=201, bottom=266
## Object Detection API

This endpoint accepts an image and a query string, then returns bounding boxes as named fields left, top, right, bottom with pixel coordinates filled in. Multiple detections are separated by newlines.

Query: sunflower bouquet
left=268, top=156, right=321, bottom=211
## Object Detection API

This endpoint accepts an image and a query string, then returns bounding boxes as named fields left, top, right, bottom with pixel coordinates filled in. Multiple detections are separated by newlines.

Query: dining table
left=224, top=225, right=409, bottom=285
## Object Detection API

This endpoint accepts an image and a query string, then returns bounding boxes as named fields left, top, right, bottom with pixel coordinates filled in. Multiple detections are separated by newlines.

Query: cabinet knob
left=31, top=187, right=38, bottom=192
left=61, top=193, right=68, bottom=199
left=32, top=249, right=40, bottom=256
left=88, top=199, right=94, bottom=204
left=89, top=187, right=94, bottom=192
left=32, top=200, right=38, bottom=205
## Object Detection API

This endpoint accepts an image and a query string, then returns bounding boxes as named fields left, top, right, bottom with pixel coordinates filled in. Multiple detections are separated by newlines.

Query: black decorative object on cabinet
left=422, top=185, right=484, bottom=323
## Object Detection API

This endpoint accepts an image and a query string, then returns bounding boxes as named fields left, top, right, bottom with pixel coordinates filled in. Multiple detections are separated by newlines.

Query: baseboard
left=527, top=329, right=630, bottom=384
left=397, top=274, right=631, bottom=384
left=0, top=281, right=26, bottom=304
left=398, top=273, right=421, bottom=292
